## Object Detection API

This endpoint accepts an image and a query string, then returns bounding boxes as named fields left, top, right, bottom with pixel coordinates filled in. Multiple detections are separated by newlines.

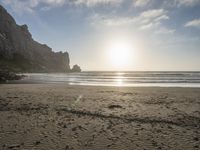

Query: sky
left=0, top=0, right=200, bottom=71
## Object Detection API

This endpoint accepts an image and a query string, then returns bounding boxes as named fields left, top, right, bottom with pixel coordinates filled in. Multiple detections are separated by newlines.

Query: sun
left=108, top=40, right=132, bottom=69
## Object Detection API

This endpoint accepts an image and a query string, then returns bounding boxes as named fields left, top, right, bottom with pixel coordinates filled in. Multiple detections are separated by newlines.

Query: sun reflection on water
left=115, top=72, right=124, bottom=86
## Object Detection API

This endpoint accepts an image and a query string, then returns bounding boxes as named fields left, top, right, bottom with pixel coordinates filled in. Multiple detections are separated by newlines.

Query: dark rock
left=72, top=127, right=77, bottom=131
left=71, top=64, right=81, bottom=72
left=35, top=141, right=41, bottom=145
left=108, top=104, right=123, bottom=109
left=65, top=145, right=69, bottom=150
left=194, top=145, right=199, bottom=148
left=0, top=69, right=25, bottom=82
left=0, top=5, right=72, bottom=72
left=7, top=144, right=20, bottom=149
left=63, top=124, right=67, bottom=128
left=193, top=137, right=199, bottom=141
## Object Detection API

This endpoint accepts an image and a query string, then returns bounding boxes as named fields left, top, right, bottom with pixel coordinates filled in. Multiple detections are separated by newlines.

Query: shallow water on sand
left=15, top=71, right=200, bottom=87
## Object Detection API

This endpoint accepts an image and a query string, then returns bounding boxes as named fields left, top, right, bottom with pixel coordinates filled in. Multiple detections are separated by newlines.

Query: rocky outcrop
left=71, top=64, right=81, bottom=72
left=0, top=69, right=25, bottom=82
left=0, top=5, right=72, bottom=72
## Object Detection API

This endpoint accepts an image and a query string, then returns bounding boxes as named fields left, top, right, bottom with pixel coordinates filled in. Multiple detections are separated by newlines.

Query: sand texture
left=0, top=84, right=199, bottom=150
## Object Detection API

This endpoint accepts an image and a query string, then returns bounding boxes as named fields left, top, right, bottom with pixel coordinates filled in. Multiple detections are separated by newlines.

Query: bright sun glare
left=108, top=40, right=133, bottom=69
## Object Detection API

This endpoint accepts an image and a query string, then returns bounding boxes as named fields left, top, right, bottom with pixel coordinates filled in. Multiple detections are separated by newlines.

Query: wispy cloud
left=90, top=9, right=174, bottom=34
left=73, top=0, right=123, bottom=7
left=138, top=9, right=174, bottom=34
left=139, top=9, right=169, bottom=23
left=176, top=0, right=200, bottom=7
left=163, top=0, right=200, bottom=7
left=185, top=19, right=200, bottom=28
left=155, top=27, right=175, bottom=34
left=2, top=0, right=199, bottom=15
left=2, top=0, right=35, bottom=14
left=2, top=0, right=124, bottom=14
left=2, top=0, right=66, bottom=14
left=133, top=0, right=152, bottom=7
left=90, top=14, right=135, bottom=26
left=92, top=9, right=169, bottom=26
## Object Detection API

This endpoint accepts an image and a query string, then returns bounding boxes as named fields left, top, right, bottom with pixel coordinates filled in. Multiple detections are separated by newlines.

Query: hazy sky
left=1, top=0, right=200, bottom=71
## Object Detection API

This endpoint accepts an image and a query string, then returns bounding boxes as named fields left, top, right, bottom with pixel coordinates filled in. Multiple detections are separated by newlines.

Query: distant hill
left=0, top=5, right=79, bottom=72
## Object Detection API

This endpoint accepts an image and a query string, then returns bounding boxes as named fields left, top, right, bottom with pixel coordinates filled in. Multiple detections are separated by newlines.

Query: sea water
left=19, top=71, right=200, bottom=87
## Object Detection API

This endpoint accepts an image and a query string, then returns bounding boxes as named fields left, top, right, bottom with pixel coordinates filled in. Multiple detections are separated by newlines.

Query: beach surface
left=0, top=84, right=199, bottom=150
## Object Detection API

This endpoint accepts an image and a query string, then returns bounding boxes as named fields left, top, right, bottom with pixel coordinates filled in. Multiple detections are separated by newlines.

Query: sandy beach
left=0, top=84, right=199, bottom=150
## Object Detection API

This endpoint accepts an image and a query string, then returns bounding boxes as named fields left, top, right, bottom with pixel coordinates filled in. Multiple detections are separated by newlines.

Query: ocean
left=16, top=71, right=200, bottom=87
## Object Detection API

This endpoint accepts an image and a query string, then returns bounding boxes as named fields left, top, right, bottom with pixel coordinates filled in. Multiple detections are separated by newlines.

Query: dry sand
left=0, top=84, right=199, bottom=150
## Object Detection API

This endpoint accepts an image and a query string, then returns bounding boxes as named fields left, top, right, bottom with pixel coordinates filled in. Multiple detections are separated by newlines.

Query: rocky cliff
left=0, top=5, right=72, bottom=72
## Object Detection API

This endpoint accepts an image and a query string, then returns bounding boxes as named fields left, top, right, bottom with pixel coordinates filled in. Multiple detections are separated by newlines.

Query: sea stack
left=71, top=64, right=81, bottom=72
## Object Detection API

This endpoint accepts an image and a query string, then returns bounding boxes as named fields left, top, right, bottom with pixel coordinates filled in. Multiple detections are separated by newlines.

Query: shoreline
left=0, top=84, right=199, bottom=149
left=4, top=81, right=200, bottom=88
left=4, top=76, right=200, bottom=88
left=5, top=71, right=200, bottom=88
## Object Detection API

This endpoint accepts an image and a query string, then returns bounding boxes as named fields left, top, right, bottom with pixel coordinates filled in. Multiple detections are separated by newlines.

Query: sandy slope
left=0, top=84, right=199, bottom=150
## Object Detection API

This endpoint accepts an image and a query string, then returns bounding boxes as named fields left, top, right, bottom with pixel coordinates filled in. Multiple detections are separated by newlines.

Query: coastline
left=0, top=84, right=199, bottom=149
left=6, top=71, right=200, bottom=88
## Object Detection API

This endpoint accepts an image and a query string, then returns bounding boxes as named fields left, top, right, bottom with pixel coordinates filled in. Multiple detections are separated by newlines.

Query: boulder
left=71, top=64, right=81, bottom=72
left=0, top=69, right=25, bottom=82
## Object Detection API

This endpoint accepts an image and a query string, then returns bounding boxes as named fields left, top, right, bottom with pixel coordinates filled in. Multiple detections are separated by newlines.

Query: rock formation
left=71, top=64, right=81, bottom=72
left=0, top=69, right=25, bottom=82
left=0, top=5, right=78, bottom=72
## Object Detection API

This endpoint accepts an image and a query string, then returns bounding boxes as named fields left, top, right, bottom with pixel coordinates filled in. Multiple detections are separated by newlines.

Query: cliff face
left=0, top=5, right=71, bottom=72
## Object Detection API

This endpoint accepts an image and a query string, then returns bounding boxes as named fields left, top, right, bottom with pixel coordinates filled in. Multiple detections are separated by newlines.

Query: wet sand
left=0, top=84, right=199, bottom=150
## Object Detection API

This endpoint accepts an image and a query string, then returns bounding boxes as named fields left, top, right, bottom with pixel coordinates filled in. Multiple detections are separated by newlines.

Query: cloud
left=139, top=9, right=168, bottom=22
left=163, top=0, right=200, bottom=7
left=134, top=0, right=152, bottom=7
left=2, top=0, right=124, bottom=14
left=137, top=9, right=171, bottom=33
left=92, top=9, right=169, bottom=26
left=73, top=0, right=123, bottom=7
left=91, top=9, right=174, bottom=34
left=2, top=0, right=66, bottom=14
left=155, top=27, right=175, bottom=34
left=139, top=22, right=159, bottom=30
left=90, top=14, right=135, bottom=26
left=176, top=0, right=200, bottom=6
left=2, top=0, right=33, bottom=14
left=185, top=19, right=200, bottom=28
